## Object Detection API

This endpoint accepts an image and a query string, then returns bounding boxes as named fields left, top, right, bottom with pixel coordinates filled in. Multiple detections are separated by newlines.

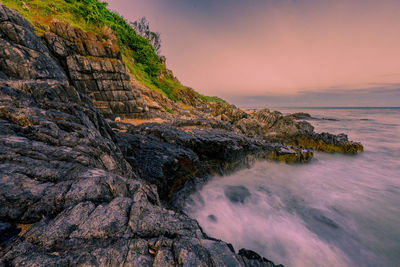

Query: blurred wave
left=185, top=108, right=400, bottom=267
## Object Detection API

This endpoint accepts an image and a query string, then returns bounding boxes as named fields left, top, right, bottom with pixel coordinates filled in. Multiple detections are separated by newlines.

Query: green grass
left=196, top=93, right=228, bottom=105
left=1, top=0, right=227, bottom=106
left=164, top=107, right=174, bottom=114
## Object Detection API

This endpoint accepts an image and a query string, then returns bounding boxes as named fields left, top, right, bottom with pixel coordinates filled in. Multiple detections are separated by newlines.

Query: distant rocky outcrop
left=205, top=106, right=363, bottom=154
left=0, top=4, right=287, bottom=266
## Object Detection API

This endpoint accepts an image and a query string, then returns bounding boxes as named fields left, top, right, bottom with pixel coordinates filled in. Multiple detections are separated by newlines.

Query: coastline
left=0, top=4, right=365, bottom=266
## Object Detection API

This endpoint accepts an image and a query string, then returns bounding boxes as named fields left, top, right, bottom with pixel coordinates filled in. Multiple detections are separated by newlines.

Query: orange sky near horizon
left=107, top=0, right=400, bottom=105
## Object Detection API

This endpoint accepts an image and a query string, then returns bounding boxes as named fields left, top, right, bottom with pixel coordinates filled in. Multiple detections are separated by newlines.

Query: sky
left=107, top=0, right=400, bottom=107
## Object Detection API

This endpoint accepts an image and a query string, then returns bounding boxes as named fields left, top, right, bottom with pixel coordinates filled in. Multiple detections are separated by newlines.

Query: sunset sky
left=108, top=0, right=400, bottom=107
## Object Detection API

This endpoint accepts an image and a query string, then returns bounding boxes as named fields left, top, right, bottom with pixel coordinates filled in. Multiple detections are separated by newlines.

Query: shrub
left=67, top=0, right=162, bottom=77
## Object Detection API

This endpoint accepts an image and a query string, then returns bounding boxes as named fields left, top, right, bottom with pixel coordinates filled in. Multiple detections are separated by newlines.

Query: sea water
left=184, top=107, right=400, bottom=267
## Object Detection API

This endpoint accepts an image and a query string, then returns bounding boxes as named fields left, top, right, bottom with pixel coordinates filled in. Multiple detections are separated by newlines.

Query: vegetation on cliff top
left=2, top=0, right=227, bottom=105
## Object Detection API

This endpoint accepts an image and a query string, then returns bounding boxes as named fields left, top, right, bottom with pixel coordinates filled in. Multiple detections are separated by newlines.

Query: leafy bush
left=67, top=0, right=162, bottom=77
left=131, top=17, right=161, bottom=55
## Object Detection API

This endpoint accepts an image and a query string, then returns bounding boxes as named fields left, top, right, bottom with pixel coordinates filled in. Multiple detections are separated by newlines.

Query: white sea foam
left=185, top=108, right=400, bottom=267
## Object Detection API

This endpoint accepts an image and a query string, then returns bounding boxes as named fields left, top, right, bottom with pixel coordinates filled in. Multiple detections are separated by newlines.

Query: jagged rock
left=209, top=102, right=249, bottom=123
left=253, top=109, right=282, bottom=128
left=45, top=20, right=121, bottom=59
left=238, top=249, right=284, bottom=267
left=236, top=118, right=268, bottom=137
left=249, top=109, right=363, bottom=154
left=0, top=22, right=67, bottom=80
left=252, top=109, right=314, bottom=138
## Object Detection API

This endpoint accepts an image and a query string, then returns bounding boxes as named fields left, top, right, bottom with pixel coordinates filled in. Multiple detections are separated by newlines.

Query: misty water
left=184, top=107, right=400, bottom=267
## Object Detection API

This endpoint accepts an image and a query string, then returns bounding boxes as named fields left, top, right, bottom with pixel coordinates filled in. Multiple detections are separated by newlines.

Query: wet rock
left=224, top=186, right=251, bottom=204
left=201, top=239, right=243, bottom=266
left=123, top=122, right=313, bottom=207
left=290, top=112, right=311, bottom=119
left=238, top=249, right=284, bottom=267
left=172, top=238, right=215, bottom=266
left=116, top=131, right=200, bottom=200
left=268, top=144, right=313, bottom=163
left=207, top=214, right=218, bottom=222
left=313, top=213, right=339, bottom=229
left=0, top=222, right=18, bottom=246
left=69, top=197, right=133, bottom=240
left=321, top=117, right=339, bottom=121
left=294, top=132, right=364, bottom=154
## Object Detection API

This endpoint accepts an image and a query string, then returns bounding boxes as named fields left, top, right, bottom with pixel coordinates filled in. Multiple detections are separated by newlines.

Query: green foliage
left=152, top=79, right=178, bottom=102
left=1, top=0, right=226, bottom=106
left=131, top=17, right=161, bottom=55
left=66, top=0, right=162, bottom=77
left=3, top=0, right=161, bottom=77
left=196, top=93, right=228, bottom=105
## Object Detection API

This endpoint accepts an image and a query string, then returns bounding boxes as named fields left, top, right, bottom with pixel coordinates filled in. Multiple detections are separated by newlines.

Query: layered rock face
left=0, top=4, right=284, bottom=266
left=43, top=20, right=148, bottom=117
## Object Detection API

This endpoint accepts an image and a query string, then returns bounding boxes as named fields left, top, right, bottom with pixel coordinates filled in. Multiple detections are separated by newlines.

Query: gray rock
left=224, top=186, right=252, bottom=204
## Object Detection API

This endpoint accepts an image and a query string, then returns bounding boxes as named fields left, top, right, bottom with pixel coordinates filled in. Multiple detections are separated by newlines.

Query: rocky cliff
left=0, top=4, right=288, bottom=266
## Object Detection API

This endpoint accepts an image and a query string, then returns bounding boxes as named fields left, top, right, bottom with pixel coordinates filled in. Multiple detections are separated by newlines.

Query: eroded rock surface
left=44, top=20, right=148, bottom=117
left=0, top=4, right=283, bottom=266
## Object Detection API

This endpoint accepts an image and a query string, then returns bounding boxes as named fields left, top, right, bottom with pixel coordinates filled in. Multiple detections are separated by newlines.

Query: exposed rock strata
left=43, top=20, right=148, bottom=117
left=0, top=4, right=284, bottom=266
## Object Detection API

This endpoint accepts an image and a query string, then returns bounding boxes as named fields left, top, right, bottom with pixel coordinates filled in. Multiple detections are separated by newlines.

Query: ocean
left=184, top=107, right=400, bottom=267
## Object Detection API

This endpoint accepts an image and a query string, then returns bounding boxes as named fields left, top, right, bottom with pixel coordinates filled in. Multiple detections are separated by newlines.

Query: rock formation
left=0, top=4, right=287, bottom=266
left=43, top=20, right=148, bottom=118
